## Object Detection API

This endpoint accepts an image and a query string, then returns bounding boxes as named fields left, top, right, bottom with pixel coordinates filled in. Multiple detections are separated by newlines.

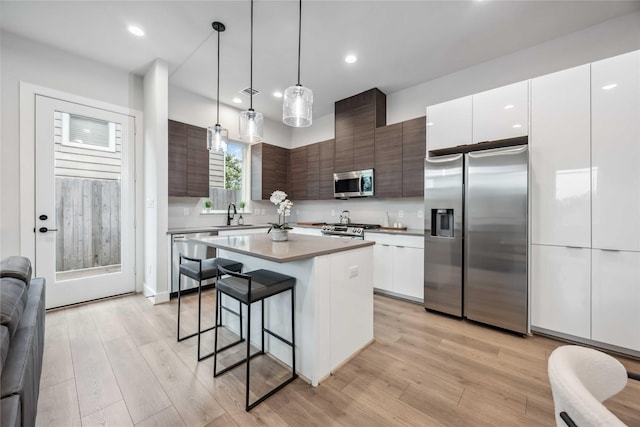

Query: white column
left=143, top=60, right=170, bottom=302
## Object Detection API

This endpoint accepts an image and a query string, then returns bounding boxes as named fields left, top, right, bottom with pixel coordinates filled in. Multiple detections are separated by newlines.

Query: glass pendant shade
left=207, top=124, right=228, bottom=152
left=239, top=109, right=263, bottom=142
left=283, top=85, right=313, bottom=127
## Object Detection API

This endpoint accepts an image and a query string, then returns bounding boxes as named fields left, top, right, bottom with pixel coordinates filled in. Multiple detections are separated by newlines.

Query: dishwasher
left=171, top=231, right=218, bottom=298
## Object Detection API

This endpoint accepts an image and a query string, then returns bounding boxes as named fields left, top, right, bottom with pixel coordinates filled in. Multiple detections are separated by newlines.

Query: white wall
left=0, top=31, right=144, bottom=258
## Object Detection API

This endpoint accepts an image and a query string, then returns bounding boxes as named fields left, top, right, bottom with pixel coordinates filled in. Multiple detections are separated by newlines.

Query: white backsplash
left=168, top=197, right=425, bottom=230
left=290, top=197, right=425, bottom=229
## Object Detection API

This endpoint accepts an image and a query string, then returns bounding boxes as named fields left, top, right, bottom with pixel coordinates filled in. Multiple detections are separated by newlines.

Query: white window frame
left=203, top=139, right=251, bottom=214
left=61, top=112, right=117, bottom=152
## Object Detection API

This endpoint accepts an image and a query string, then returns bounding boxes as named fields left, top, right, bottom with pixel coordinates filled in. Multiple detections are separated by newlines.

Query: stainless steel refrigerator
left=424, top=145, right=528, bottom=334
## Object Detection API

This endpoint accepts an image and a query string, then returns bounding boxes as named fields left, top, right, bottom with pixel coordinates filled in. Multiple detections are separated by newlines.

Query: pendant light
left=239, top=0, right=264, bottom=142
left=207, top=21, right=228, bottom=152
left=283, top=0, right=313, bottom=127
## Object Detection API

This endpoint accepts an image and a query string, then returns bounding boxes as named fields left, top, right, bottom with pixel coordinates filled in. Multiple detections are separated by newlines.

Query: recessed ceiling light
left=601, top=83, right=617, bottom=90
left=512, top=124, right=522, bottom=129
left=273, top=91, right=283, bottom=98
left=232, top=97, right=242, bottom=104
left=127, top=25, right=145, bottom=37
left=427, top=122, right=434, bottom=126
left=504, top=104, right=514, bottom=110
left=345, top=55, right=357, bottom=64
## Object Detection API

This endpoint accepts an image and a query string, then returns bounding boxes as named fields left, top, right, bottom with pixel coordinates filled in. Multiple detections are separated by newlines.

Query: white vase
left=271, top=229, right=289, bottom=242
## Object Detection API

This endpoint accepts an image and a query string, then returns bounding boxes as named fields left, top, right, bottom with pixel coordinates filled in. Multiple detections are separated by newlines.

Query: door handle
left=39, top=227, right=58, bottom=233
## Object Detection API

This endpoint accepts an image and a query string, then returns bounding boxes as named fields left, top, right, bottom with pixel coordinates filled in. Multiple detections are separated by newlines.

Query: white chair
left=548, top=345, right=632, bottom=426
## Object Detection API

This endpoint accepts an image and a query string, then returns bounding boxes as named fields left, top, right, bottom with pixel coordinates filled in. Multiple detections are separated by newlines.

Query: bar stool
left=213, top=265, right=297, bottom=411
left=177, top=254, right=243, bottom=361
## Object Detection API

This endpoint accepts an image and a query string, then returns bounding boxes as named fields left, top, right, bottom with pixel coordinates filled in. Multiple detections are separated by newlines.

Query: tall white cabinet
left=531, top=51, right=640, bottom=353
left=591, top=51, right=640, bottom=252
left=530, top=64, right=591, bottom=248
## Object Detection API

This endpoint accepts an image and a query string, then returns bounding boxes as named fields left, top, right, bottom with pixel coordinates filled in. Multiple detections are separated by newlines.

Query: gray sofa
left=0, top=257, right=45, bottom=427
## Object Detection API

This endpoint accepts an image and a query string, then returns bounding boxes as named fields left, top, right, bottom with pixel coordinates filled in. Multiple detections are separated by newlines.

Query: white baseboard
left=142, top=283, right=170, bottom=304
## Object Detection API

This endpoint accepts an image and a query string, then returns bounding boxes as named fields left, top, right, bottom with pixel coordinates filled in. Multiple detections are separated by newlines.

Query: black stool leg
left=261, top=299, right=265, bottom=354
left=245, top=300, right=252, bottom=411
left=213, top=289, right=220, bottom=375
left=291, top=287, right=296, bottom=377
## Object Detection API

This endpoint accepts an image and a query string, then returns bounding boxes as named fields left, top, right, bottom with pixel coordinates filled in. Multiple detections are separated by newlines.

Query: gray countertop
left=191, top=233, right=374, bottom=263
left=167, top=224, right=270, bottom=235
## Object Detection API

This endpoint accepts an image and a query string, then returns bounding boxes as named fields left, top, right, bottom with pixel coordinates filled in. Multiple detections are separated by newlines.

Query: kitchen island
left=192, top=233, right=374, bottom=386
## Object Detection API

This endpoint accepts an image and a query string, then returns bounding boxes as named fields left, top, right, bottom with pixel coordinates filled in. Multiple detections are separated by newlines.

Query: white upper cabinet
left=592, top=249, right=640, bottom=351
left=591, top=51, right=640, bottom=251
left=530, top=65, right=591, bottom=248
left=531, top=244, right=591, bottom=339
left=426, top=96, right=472, bottom=152
left=472, top=81, right=528, bottom=143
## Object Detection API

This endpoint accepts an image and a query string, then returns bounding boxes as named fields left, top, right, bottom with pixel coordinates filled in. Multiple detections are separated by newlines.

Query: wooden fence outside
left=209, top=187, right=241, bottom=210
left=55, top=177, right=121, bottom=272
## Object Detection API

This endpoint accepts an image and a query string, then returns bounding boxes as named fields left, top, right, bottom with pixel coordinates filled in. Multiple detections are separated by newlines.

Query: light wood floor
left=36, top=291, right=640, bottom=427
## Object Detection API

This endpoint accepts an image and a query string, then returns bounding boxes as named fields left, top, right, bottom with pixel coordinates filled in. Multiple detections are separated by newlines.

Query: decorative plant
left=204, top=199, right=212, bottom=209
left=238, top=201, right=246, bottom=212
left=268, top=190, right=293, bottom=232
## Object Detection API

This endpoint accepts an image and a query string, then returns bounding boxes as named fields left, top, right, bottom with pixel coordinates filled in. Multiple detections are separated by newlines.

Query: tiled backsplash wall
left=168, top=197, right=425, bottom=230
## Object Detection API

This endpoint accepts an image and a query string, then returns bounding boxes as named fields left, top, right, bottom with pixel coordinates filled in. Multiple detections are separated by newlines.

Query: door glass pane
left=54, top=110, right=122, bottom=280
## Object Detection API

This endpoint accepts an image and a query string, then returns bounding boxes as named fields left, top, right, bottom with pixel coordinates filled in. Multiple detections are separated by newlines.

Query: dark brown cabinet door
left=334, top=88, right=386, bottom=173
left=374, top=123, right=403, bottom=198
left=334, top=109, right=354, bottom=173
left=289, top=146, right=308, bottom=200
left=186, top=125, right=209, bottom=197
left=318, top=139, right=335, bottom=199
left=306, top=143, right=320, bottom=200
left=251, top=143, right=289, bottom=200
left=353, top=103, right=375, bottom=171
left=402, top=117, right=426, bottom=197
left=168, top=120, right=188, bottom=197
left=168, top=120, right=209, bottom=197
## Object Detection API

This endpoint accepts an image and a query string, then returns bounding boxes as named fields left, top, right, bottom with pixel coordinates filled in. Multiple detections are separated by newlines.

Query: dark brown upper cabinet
left=374, top=123, right=403, bottom=198
left=334, top=88, right=386, bottom=173
left=318, top=139, right=335, bottom=200
left=168, top=119, right=209, bottom=197
left=402, top=116, right=427, bottom=197
left=306, top=143, right=320, bottom=200
left=289, top=146, right=308, bottom=200
left=251, top=143, right=289, bottom=200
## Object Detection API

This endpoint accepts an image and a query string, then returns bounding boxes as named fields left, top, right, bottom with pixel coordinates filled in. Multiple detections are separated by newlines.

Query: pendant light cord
left=250, top=0, right=254, bottom=110
left=297, top=0, right=302, bottom=85
left=216, top=26, right=221, bottom=124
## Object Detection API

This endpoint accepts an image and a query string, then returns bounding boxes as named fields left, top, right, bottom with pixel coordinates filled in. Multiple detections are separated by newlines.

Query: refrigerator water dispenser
left=432, top=209, right=454, bottom=237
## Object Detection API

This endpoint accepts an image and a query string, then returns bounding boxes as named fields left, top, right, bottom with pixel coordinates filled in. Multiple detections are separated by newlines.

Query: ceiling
left=2, top=1, right=639, bottom=122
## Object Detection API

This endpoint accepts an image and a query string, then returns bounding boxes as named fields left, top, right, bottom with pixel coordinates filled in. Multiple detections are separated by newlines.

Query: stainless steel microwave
left=333, top=169, right=374, bottom=198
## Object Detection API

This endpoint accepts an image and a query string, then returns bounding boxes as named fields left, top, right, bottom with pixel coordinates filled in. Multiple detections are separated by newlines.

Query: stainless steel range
left=321, top=223, right=380, bottom=239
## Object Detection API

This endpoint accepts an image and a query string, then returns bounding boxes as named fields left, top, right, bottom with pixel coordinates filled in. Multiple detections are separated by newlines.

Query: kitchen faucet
left=227, top=203, right=237, bottom=226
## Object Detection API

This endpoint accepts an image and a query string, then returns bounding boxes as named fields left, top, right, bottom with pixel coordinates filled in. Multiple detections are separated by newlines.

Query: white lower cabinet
left=592, top=250, right=640, bottom=351
left=373, top=243, right=393, bottom=292
left=531, top=244, right=591, bottom=339
left=369, top=234, right=424, bottom=301
left=393, top=246, right=424, bottom=299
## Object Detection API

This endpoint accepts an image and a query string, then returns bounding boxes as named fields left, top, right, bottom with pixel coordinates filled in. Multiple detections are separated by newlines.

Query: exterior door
left=35, top=95, right=135, bottom=308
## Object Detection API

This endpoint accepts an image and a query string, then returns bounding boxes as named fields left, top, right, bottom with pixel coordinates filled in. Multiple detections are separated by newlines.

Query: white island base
left=197, top=233, right=374, bottom=386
